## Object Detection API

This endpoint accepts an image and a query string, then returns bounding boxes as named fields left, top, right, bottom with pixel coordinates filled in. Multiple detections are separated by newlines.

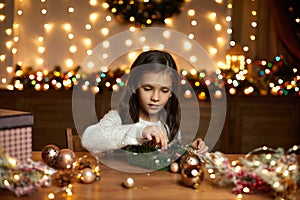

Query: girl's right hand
left=141, top=126, right=168, bottom=150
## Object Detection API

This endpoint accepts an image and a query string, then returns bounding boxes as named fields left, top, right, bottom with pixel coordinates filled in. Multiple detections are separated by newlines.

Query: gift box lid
left=0, top=109, right=33, bottom=129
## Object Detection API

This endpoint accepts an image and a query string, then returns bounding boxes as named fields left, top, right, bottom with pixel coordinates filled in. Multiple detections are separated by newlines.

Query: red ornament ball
left=55, top=148, right=76, bottom=169
left=41, top=144, right=60, bottom=167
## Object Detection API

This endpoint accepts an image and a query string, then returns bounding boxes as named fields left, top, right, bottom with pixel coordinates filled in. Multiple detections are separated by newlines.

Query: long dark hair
left=119, top=50, right=180, bottom=141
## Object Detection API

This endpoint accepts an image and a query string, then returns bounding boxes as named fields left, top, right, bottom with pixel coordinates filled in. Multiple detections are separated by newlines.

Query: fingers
left=142, top=126, right=168, bottom=150
left=192, top=138, right=209, bottom=154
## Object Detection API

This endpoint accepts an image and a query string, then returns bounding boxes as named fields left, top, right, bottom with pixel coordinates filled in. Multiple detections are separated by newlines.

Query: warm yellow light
left=225, top=16, right=231, bottom=22
left=190, top=69, right=197, bottom=75
left=69, top=45, right=77, bottom=53
left=227, top=3, right=232, bottom=9
left=111, top=8, right=117, bottom=13
left=129, top=16, right=135, bottom=22
left=37, top=58, right=44, bottom=65
left=38, top=37, right=44, bottom=43
left=84, top=38, right=92, bottom=46
left=65, top=59, right=73, bottom=68
left=209, top=47, right=218, bottom=55
left=164, top=18, right=172, bottom=25
left=215, top=0, right=222, bottom=3
left=5, top=28, right=12, bottom=35
left=209, top=12, right=217, bottom=20
left=6, top=66, right=13, bottom=73
left=250, top=35, right=256, bottom=41
left=251, top=22, right=257, bottom=28
left=102, top=2, right=109, bottom=9
left=0, top=54, right=6, bottom=61
left=229, top=41, right=236, bottom=46
left=101, top=28, right=109, bottom=36
left=64, top=23, right=72, bottom=32
left=13, top=37, right=19, bottom=43
left=106, top=16, right=112, bottom=22
left=86, top=50, right=93, bottom=55
left=1, top=78, right=7, bottom=84
left=12, top=48, right=17, bottom=54
left=215, top=24, right=222, bottom=31
left=85, top=24, right=92, bottom=30
left=102, top=40, right=110, bottom=48
left=38, top=46, right=45, bottom=54
left=188, top=33, right=194, bottom=39
left=17, top=10, right=23, bottom=16
left=163, top=31, right=171, bottom=38
left=191, top=20, right=197, bottom=26
left=6, top=41, right=13, bottom=49
left=183, top=41, right=192, bottom=50
left=0, top=3, right=5, bottom=9
left=129, top=26, right=136, bottom=32
left=44, top=23, right=52, bottom=32
left=217, top=37, right=223, bottom=43
left=41, top=8, right=47, bottom=15
left=187, top=9, right=195, bottom=16
left=243, top=46, right=249, bottom=52
left=13, top=23, right=19, bottom=29
left=0, top=15, right=6, bottom=21
left=68, top=7, right=75, bottom=13
left=227, top=28, right=232, bottom=34
left=146, top=19, right=152, bottom=24
left=251, top=10, right=257, bottom=16
left=89, top=0, right=97, bottom=6
left=68, top=33, right=74, bottom=40
left=125, top=39, right=132, bottom=46
left=128, top=52, right=137, bottom=61
left=189, top=55, right=197, bottom=63
left=89, top=13, right=98, bottom=22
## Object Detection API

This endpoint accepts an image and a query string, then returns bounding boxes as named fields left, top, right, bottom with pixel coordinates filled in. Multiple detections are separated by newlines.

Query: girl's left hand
left=191, top=138, right=209, bottom=154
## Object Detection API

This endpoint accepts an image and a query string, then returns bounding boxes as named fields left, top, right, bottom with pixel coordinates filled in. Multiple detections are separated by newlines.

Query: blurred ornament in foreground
left=55, top=148, right=76, bottom=169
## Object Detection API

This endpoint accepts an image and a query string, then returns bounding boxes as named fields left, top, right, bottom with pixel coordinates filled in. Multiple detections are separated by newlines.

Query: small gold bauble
left=41, top=144, right=60, bottom=167
left=179, top=154, right=201, bottom=169
left=122, top=177, right=135, bottom=188
left=80, top=168, right=96, bottom=184
left=169, top=162, right=180, bottom=173
left=55, top=148, right=76, bottom=169
left=181, top=164, right=204, bottom=188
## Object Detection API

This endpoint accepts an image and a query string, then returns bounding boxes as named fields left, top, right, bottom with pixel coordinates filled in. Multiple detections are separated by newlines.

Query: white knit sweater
left=81, top=110, right=180, bottom=153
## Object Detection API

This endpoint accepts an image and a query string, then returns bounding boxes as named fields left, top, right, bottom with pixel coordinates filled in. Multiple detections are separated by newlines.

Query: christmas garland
left=105, top=0, right=185, bottom=27
left=0, top=152, right=55, bottom=197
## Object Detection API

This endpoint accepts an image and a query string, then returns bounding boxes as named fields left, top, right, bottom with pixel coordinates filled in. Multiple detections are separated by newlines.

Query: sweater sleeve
left=81, top=110, right=146, bottom=153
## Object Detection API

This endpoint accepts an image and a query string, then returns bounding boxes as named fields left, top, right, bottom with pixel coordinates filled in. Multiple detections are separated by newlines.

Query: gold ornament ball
left=170, top=162, right=180, bottom=173
left=41, top=144, right=60, bottom=167
left=55, top=148, right=76, bottom=169
left=179, top=153, right=201, bottom=169
left=122, top=177, right=135, bottom=188
left=80, top=168, right=96, bottom=184
left=181, top=164, right=204, bottom=189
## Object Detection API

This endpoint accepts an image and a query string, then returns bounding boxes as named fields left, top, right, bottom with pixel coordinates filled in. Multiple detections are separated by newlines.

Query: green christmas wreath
left=105, top=0, right=185, bottom=27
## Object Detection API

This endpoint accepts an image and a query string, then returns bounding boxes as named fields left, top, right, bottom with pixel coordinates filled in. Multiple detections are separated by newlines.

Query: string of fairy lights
left=0, top=0, right=299, bottom=98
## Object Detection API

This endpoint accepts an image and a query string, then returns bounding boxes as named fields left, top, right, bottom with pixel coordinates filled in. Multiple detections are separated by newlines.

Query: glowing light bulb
left=41, top=8, right=47, bottom=15
left=69, top=45, right=77, bottom=53
left=85, top=24, right=92, bottom=30
left=0, top=15, right=5, bottom=21
left=106, top=15, right=112, bottom=22
left=101, top=28, right=109, bottom=36
left=187, top=9, right=195, bottom=16
left=68, top=7, right=75, bottom=13
left=215, top=24, right=222, bottom=31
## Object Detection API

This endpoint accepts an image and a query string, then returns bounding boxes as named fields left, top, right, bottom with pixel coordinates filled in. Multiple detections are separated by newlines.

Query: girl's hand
left=191, top=138, right=209, bottom=154
left=142, top=126, right=168, bottom=150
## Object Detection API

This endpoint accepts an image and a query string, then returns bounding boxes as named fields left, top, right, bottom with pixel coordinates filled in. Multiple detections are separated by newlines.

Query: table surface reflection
left=0, top=151, right=297, bottom=200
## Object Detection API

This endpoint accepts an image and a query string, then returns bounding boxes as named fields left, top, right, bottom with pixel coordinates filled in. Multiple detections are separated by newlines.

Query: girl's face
left=137, top=71, right=172, bottom=121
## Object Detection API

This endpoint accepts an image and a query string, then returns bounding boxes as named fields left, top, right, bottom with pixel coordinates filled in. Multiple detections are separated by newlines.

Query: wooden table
left=0, top=152, right=297, bottom=200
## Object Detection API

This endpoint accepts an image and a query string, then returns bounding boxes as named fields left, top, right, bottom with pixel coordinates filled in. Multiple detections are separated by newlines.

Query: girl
left=81, top=50, right=208, bottom=155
